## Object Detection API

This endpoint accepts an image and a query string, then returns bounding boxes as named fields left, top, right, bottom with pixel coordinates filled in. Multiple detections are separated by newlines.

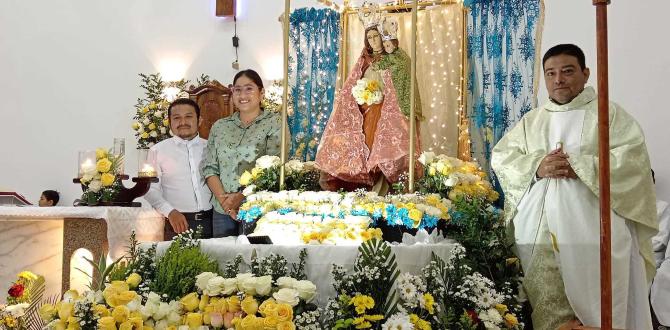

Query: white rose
left=206, top=276, right=226, bottom=296
left=150, top=130, right=158, bottom=137
left=221, top=278, right=239, bottom=295
left=160, top=127, right=167, bottom=134
left=272, top=288, right=300, bottom=307
left=126, top=294, right=143, bottom=312
left=140, top=303, right=157, bottom=319
left=143, top=118, right=151, bottom=125
left=254, top=275, right=273, bottom=296
left=242, top=184, right=256, bottom=196
left=178, top=326, right=189, bottom=330
left=236, top=273, right=253, bottom=292
left=154, top=110, right=163, bottom=117
left=294, top=280, right=317, bottom=302
left=418, top=151, right=435, bottom=165
left=276, top=276, right=297, bottom=289
left=255, top=155, right=281, bottom=169
left=153, top=302, right=171, bottom=320
left=443, top=174, right=459, bottom=187
left=241, top=277, right=258, bottom=296
left=195, top=272, right=217, bottom=292
left=88, top=180, right=102, bottom=193
left=154, top=319, right=168, bottom=330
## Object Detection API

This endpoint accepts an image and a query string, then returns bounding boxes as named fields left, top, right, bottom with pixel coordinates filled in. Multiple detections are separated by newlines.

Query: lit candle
left=79, top=159, right=95, bottom=177
left=139, top=164, right=157, bottom=178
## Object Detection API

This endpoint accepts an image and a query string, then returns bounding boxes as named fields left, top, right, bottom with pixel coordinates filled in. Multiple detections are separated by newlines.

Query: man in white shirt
left=145, top=98, right=213, bottom=240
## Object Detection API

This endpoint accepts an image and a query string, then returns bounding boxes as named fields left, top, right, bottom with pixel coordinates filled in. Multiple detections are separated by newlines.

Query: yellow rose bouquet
left=79, top=147, right=123, bottom=205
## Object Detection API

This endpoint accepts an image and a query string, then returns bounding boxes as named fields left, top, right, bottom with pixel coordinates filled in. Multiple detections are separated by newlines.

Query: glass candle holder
left=78, top=150, right=96, bottom=178
left=113, top=138, right=126, bottom=174
left=137, top=149, right=157, bottom=177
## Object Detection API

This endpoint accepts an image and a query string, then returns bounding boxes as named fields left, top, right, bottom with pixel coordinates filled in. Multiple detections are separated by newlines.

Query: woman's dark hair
left=42, top=190, right=60, bottom=205
left=168, top=98, right=200, bottom=119
left=233, top=69, right=264, bottom=90
left=542, top=44, right=587, bottom=70
left=363, top=26, right=385, bottom=55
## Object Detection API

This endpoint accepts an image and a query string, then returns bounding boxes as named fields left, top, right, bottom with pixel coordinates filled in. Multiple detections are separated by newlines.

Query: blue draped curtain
left=288, top=8, right=340, bottom=161
left=465, top=0, right=543, bottom=180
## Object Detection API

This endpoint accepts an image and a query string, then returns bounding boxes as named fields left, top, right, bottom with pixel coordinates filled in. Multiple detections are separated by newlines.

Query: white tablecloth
left=0, top=206, right=164, bottom=257
left=151, top=238, right=456, bottom=306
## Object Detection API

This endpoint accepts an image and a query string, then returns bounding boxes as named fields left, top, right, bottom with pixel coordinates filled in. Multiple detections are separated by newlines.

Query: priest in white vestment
left=492, top=44, right=657, bottom=330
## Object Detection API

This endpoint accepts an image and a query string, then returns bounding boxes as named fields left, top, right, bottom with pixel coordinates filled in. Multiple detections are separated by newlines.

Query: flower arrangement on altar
left=235, top=190, right=450, bottom=245
left=33, top=231, right=323, bottom=330
left=324, top=239, right=523, bottom=330
left=416, top=152, right=499, bottom=203
left=79, top=148, right=123, bottom=205
left=8, top=228, right=525, bottom=329
left=352, top=78, right=383, bottom=106
left=0, top=271, right=45, bottom=330
left=131, top=73, right=191, bottom=148
left=261, top=80, right=294, bottom=115
left=239, top=156, right=321, bottom=195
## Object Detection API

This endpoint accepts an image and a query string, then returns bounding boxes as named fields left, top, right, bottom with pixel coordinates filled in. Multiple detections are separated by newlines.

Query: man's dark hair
left=233, top=69, right=264, bottom=90
left=543, top=44, right=587, bottom=70
left=168, top=98, right=200, bottom=119
left=42, top=190, right=59, bottom=205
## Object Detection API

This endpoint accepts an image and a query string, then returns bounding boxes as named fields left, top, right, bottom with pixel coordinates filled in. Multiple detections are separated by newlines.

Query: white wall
left=1, top=0, right=668, bottom=205
left=539, top=0, right=670, bottom=202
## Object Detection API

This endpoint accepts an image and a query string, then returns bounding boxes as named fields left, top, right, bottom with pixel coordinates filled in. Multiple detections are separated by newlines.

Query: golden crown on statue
left=379, top=16, right=399, bottom=41
left=357, top=1, right=382, bottom=29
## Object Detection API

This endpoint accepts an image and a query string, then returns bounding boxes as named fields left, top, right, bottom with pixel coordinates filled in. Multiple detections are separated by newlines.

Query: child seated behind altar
left=38, top=190, right=59, bottom=206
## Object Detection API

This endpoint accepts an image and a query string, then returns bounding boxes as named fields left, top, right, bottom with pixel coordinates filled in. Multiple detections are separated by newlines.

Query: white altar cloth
left=0, top=206, right=164, bottom=299
left=151, top=238, right=456, bottom=306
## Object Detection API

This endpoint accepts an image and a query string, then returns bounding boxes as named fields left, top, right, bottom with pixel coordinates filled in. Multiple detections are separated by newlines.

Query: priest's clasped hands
left=537, top=147, right=578, bottom=179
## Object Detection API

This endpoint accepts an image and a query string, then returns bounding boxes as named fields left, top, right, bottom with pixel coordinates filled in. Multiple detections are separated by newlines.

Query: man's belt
left=182, top=209, right=213, bottom=221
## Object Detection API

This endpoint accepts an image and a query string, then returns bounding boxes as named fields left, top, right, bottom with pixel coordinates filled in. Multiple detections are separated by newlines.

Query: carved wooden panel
left=186, top=81, right=234, bottom=139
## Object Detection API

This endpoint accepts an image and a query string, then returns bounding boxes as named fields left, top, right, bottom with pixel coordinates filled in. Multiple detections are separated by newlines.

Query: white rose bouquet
left=351, top=78, right=383, bottom=106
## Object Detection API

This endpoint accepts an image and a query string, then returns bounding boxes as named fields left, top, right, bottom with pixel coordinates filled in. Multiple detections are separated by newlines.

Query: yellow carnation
left=141, top=132, right=149, bottom=139
left=163, top=119, right=170, bottom=127
left=180, top=292, right=200, bottom=312
left=97, top=317, right=116, bottom=330
left=125, top=273, right=141, bottom=289
left=251, top=167, right=263, bottom=178
left=96, top=158, right=113, bottom=173
left=131, top=122, right=141, bottom=130
left=148, top=123, right=156, bottom=130
left=239, top=171, right=253, bottom=186
left=101, top=173, right=116, bottom=187
left=18, top=271, right=38, bottom=280
left=428, top=166, right=437, bottom=176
